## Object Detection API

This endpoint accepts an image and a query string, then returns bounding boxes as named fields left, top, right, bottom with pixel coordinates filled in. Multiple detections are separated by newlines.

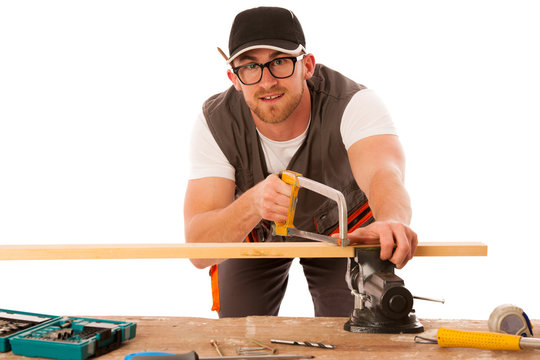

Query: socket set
left=1, top=309, right=136, bottom=360
left=0, top=309, right=56, bottom=352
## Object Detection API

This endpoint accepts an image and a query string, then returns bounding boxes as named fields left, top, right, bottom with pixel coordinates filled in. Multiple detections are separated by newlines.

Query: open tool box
left=0, top=309, right=57, bottom=352
left=1, top=309, right=136, bottom=360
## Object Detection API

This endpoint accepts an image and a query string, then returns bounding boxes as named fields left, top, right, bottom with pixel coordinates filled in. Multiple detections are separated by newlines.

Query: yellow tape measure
left=488, top=304, right=533, bottom=337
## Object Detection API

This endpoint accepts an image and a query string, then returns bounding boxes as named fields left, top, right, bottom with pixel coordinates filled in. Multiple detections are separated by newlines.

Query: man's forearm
left=354, top=167, right=417, bottom=268
left=184, top=174, right=292, bottom=268
left=347, top=135, right=417, bottom=268
left=185, top=188, right=261, bottom=244
left=366, top=168, right=412, bottom=224
left=184, top=186, right=263, bottom=268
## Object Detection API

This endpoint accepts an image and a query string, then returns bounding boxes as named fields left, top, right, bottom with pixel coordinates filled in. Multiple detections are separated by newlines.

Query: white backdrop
left=1, top=0, right=539, bottom=322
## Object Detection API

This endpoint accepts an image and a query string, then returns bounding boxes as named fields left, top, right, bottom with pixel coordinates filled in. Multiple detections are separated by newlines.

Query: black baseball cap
left=225, top=7, right=306, bottom=64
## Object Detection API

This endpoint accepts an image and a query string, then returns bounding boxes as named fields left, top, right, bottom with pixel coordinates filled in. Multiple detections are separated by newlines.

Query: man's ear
left=227, top=69, right=242, bottom=91
left=302, top=54, right=316, bottom=80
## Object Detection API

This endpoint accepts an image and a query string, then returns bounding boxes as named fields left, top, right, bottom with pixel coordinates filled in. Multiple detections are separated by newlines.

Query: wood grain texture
left=0, top=242, right=487, bottom=260
left=0, top=316, right=534, bottom=360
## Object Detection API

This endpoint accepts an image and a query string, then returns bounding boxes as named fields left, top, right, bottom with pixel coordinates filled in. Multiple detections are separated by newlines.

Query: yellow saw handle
left=437, top=328, right=522, bottom=351
left=273, top=170, right=302, bottom=236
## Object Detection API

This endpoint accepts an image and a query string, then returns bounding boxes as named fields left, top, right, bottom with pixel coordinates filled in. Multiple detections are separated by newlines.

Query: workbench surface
left=2, top=316, right=539, bottom=360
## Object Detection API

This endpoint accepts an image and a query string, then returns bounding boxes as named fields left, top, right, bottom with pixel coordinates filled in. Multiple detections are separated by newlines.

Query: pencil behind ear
left=217, top=47, right=229, bottom=62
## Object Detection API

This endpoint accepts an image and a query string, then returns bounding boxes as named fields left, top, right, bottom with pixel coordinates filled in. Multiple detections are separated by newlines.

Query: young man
left=184, top=7, right=417, bottom=317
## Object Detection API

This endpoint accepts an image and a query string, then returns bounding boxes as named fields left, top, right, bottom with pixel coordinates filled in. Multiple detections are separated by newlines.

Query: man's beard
left=246, top=85, right=304, bottom=124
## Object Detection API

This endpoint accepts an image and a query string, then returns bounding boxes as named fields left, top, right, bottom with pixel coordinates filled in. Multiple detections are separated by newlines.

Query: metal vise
left=344, top=247, right=424, bottom=333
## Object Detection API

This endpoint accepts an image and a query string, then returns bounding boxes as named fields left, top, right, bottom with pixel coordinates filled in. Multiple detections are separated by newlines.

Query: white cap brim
left=226, top=44, right=306, bottom=64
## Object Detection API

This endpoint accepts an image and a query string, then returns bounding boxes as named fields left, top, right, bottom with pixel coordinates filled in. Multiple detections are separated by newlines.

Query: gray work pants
left=217, top=257, right=353, bottom=318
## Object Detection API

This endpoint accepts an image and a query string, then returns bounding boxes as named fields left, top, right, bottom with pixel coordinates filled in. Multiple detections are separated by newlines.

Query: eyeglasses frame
left=232, top=55, right=305, bottom=85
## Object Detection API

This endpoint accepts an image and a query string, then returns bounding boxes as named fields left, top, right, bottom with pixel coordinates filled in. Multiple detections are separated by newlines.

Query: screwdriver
left=415, top=328, right=540, bottom=350
left=129, top=352, right=314, bottom=360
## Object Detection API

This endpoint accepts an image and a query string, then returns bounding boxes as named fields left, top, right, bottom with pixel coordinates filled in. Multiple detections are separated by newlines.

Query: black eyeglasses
left=232, top=55, right=304, bottom=85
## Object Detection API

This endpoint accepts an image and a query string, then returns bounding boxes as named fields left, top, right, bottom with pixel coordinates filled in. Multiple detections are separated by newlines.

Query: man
left=184, top=7, right=417, bottom=318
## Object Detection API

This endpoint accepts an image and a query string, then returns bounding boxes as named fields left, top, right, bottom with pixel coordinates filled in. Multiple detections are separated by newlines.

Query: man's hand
left=252, top=173, right=292, bottom=223
left=184, top=173, right=292, bottom=268
left=347, top=221, right=418, bottom=269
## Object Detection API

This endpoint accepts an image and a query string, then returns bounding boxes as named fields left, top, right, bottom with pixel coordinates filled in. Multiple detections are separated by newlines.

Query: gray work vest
left=202, top=64, right=373, bottom=242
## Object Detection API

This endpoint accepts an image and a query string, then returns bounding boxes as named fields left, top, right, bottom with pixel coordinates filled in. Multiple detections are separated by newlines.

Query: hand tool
left=344, top=247, right=424, bottom=334
left=270, top=339, right=334, bottom=349
left=488, top=304, right=533, bottom=337
left=273, top=171, right=423, bottom=334
left=0, top=320, right=32, bottom=336
left=272, top=170, right=349, bottom=247
left=250, top=339, right=277, bottom=354
left=59, top=319, right=74, bottom=329
left=412, top=295, right=445, bottom=304
left=127, top=352, right=313, bottom=360
left=0, top=313, right=41, bottom=337
left=236, top=347, right=267, bottom=356
left=415, top=327, right=540, bottom=350
left=42, top=328, right=75, bottom=340
left=210, top=340, right=224, bottom=357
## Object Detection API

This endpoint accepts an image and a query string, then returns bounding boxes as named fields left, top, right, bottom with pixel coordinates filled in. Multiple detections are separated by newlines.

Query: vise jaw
left=344, top=247, right=424, bottom=334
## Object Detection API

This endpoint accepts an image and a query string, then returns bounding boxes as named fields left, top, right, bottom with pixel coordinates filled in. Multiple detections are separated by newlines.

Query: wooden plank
left=0, top=242, right=487, bottom=260
left=413, top=242, right=487, bottom=257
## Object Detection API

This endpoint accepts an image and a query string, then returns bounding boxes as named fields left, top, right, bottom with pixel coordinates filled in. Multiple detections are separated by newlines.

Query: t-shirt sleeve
left=188, top=112, right=235, bottom=181
left=340, top=89, right=397, bottom=150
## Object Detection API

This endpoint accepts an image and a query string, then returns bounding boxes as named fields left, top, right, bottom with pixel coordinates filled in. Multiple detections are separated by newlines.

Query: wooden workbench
left=1, top=316, right=538, bottom=360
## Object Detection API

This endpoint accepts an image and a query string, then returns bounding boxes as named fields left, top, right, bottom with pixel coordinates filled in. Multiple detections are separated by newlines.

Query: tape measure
left=488, top=304, right=533, bottom=337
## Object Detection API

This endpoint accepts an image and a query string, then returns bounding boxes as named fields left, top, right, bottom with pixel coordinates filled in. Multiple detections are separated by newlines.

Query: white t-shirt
left=188, top=89, right=396, bottom=180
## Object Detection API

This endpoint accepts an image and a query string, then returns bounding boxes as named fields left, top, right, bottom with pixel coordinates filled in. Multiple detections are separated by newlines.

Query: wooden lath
left=0, top=242, right=487, bottom=261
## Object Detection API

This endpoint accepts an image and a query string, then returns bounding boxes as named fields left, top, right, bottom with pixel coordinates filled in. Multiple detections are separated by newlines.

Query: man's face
left=228, top=48, right=307, bottom=124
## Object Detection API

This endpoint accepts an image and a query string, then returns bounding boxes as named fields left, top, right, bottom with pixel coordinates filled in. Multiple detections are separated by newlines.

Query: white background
left=1, top=0, right=539, bottom=323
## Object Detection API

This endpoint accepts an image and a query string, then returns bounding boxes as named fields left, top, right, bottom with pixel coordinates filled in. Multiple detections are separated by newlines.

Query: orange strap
left=209, top=229, right=260, bottom=312
left=209, top=265, right=220, bottom=312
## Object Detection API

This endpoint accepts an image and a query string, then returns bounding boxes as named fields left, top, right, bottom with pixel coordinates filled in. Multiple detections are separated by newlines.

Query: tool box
left=0, top=309, right=57, bottom=352
left=0, top=309, right=136, bottom=360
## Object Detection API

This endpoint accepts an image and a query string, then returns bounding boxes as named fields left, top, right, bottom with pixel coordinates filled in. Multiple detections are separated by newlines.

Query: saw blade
left=286, top=228, right=348, bottom=246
